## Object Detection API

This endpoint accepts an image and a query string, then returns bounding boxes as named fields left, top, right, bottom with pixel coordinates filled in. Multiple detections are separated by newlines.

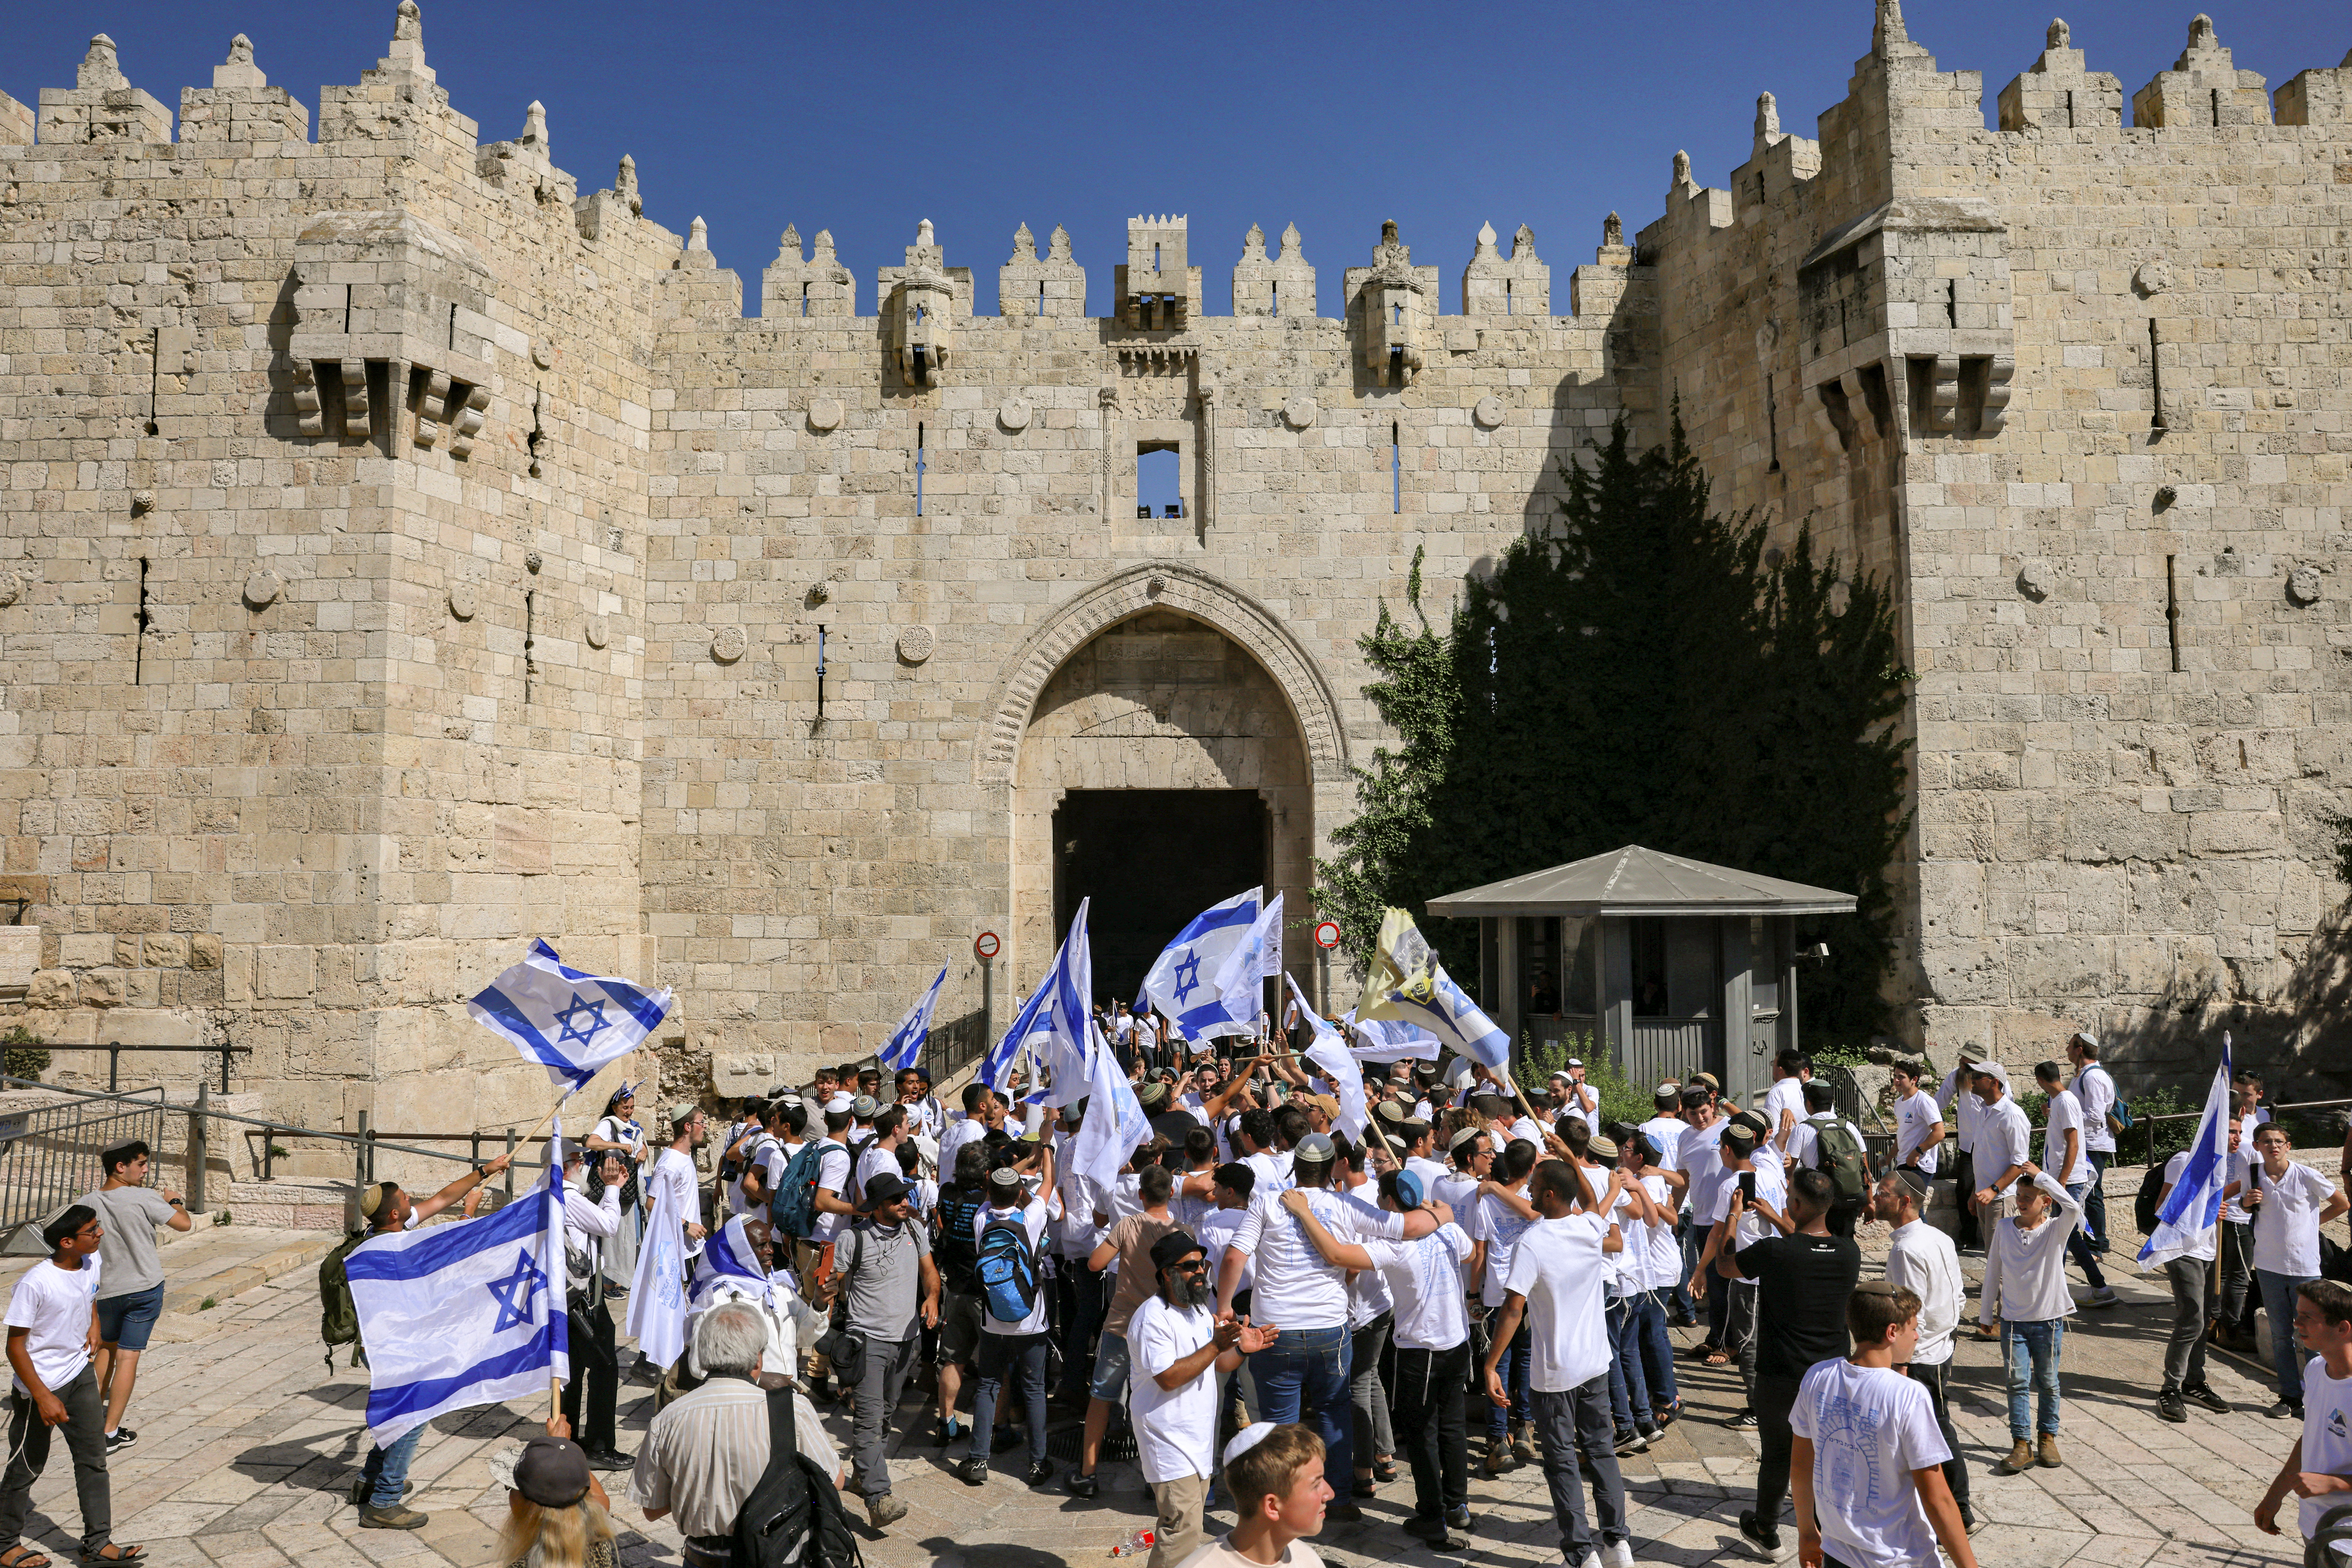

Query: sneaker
left=2156, top=1390, right=2187, bottom=1424
left=1613, top=1428, right=1648, bottom=1457
left=1737, top=1508, right=1781, bottom=1559
left=1401, top=1517, right=1450, bottom=1543
left=1960, top=1507, right=1979, bottom=1535
left=1025, top=1460, right=1054, bottom=1488
left=958, top=1458, right=987, bottom=1487
left=1509, top=1420, right=1535, bottom=1463
left=2269, top=1399, right=2303, bottom=1420
left=103, top=1429, right=134, bottom=1456
left=1603, top=1541, right=1636, bottom=1568
left=2184, top=1384, right=2232, bottom=1414
left=866, top=1495, right=908, bottom=1530
left=1065, top=1471, right=1099, bottom=1499
left=358, top=1504, right=430, bottom=1531
left=1481, top=1437, right=1513, bottom=1477
left=1445, top=1505, right=1475, bottom=1532
left=1726, top=1410, right=1759, bottom=1431
left=2083, top=1286, right=2121, bottom=1310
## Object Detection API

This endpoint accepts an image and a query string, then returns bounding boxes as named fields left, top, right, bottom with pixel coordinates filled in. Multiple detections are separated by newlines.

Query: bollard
left=505, top=1128, right=516, bottom=1197
left=188, top=1082, right=210, bottom=1216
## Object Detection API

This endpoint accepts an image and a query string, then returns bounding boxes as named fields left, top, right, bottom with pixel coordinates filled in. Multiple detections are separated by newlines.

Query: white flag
left=1290, top=973, right=1367, bottom=1142
left=1258, top=891, right=1286, bottom=981
left=625, top=1153, right=691, bottom=1371
left=1069, top=1017, right=1151, bottom=1201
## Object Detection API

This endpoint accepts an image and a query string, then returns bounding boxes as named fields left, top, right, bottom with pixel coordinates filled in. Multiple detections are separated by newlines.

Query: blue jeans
left=360, top=1423, right=423, bottom=1509
left=2001, top=1318, right=2064, bottom=1440
left=2259, top=1269, right=2320, bottom=1404
left=2064, top=1180, right=2108, bottom=1290
left=1249, top=1325, right=1352, bottom=1492
left=1486, top=1317, right=1530, bottom=1439
left=1606, top=1298, right=1644, bottom=1434
left=969, top=1330, right=1049, bottom=1467
left=1619, top=1292, right=1676, bottom=1414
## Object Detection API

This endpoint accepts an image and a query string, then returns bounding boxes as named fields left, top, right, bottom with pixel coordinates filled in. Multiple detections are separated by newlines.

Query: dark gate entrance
left=1053, top=789, right=1267, bottom=1006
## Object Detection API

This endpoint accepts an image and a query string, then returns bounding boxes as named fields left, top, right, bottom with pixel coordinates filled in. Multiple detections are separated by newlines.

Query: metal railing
left=82, top=1040, right=250, bottom=1095
left=0, top=1089, right=169, bottom=1254
left=2125, top=1095, right=2352, bottom=1167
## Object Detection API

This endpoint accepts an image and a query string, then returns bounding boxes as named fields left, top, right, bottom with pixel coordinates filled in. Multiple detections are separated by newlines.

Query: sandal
left=78, top=1550, right=143, bottom=1566
left=1702, top=1348, right=1731, bottom=1367
left=0, top=1550, right=53, bottom=1568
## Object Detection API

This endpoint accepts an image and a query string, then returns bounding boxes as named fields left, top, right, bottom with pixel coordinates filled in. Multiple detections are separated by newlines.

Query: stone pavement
left=7, top=1197, right=2321, bottom=1568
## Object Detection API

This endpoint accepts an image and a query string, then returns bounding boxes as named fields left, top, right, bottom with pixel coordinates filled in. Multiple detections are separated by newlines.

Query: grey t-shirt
left=80, top=1185, right=178, bottom=1301
left=835, top=1218, right=930, bottom=1344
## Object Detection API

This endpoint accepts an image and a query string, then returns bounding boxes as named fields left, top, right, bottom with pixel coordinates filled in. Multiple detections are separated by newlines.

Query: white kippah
left=824, top=1093, right=853, bottom=1114
left=1223, top=1422, right=1276, bottom=1470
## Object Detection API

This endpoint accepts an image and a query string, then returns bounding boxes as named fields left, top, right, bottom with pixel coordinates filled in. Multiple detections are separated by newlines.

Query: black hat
left=512, top=1435, right=592, bottom=1508
left=1150, top=1230, right=1205, bottom=1272
left=863, top=1172, right=911, bottom=1207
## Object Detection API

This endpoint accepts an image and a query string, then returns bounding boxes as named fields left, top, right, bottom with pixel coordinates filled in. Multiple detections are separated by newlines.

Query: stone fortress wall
left=0, top=0, right=2346, bottom=1156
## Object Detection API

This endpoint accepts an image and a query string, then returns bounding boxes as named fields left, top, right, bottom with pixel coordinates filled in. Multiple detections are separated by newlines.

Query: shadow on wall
left=2104, top=901, right=2352, bottom=1106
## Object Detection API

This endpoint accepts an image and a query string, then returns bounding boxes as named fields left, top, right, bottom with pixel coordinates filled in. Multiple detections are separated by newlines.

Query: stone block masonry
left=0, top=0, right=2347, bottom=1152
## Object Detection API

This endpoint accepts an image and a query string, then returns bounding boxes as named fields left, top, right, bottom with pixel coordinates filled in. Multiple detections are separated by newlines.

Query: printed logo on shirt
left=2330, top=1407, right=2349, bottom=1441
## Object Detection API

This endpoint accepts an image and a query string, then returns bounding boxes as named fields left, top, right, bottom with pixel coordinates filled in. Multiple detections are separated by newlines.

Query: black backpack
left=732, top=1385, right=862, bottom=1568
left=933, top=1187, right=987, bottom=1294
left=2134, top=1162, right=2169, bottom=1237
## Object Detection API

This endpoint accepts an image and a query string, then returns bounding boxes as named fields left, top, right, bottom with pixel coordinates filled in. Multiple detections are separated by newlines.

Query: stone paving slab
left=0, top=1196, right=2319, bottom=1568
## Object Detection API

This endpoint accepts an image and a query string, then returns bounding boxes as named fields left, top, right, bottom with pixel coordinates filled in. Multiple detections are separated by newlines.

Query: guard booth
left=1425, top=845, right=1856, bottom=1109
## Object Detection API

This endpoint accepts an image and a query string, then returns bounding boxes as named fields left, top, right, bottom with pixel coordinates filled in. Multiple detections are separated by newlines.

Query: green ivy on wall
left=1316, top=414, right=1914, bottom=1042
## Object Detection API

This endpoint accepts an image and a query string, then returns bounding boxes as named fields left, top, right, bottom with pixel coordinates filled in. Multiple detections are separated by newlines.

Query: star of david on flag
left=1138, top=887, right=1261, bottom=1033
left=343, top=1121, right=571, bottom=1448
left=468, top=940, right=674, bottom=1095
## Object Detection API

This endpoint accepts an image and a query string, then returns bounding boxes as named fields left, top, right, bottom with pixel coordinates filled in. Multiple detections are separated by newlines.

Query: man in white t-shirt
left=2254, top=1278, right=2352, bottom=1554
left=1128, top=1231, right=1273, bottom=1568
left=1965, top=1063, right=2031, bottom=1226
left=1216, top=1132, right=1436, bottom=1520
left=1875, top=1168, right=1971, bottom=1534
left=1764, top=1049, right=1810, bottom=1154
left=0, top=1205, right=124, bottom=1565
left=1790, top=1281, right=1978, bottom=1568
left=1481, top=1161, right=1632, bottom=1568
left=1888, top=1063, right=1943, bottom=1176
left=2065, top=1031, right=2119, bottom=1261
left=2236, top=1123, right=2351, bottom=1419
left=1677, top=1089, right=1728, bottom=1341
left=2033, top=1060, right=2117, bottom=1308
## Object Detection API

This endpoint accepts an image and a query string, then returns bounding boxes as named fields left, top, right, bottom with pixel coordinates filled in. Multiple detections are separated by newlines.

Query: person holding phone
left=1695, top=1123, right=1785, bottom=1431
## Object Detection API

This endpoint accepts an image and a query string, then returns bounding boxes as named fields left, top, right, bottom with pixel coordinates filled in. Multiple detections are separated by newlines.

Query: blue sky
left=8, top=2, right=2343, bottom=319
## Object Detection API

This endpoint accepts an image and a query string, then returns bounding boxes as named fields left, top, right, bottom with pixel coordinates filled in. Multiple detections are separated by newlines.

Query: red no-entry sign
left=1314, top=921, right=1341, bottom=950
left=974, top=931, right=1000, bottom=961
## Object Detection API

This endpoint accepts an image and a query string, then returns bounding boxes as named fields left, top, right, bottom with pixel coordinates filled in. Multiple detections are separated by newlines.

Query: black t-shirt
left=1735, top=1233, right=1863, bottom=1381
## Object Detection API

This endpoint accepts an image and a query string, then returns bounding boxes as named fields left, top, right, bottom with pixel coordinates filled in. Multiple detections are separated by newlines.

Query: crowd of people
left=290, top=1009, right=2352, bottom=1568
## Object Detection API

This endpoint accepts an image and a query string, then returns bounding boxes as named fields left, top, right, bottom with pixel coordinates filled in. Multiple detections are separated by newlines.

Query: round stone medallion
left=1282, top=396, right=1318, bottom=431
left=897, top=625, right=935, bottom=664
left=0, top=572, right=21, bottom=609
left=807, top=397, right=843, bottom=433
left=243, top=568, right=283, bottom=608
left=710, top=625, right=747, bottom=663
left=2288, top=566, right=2324, bottom=606
left=998, top=398, right=1032, bottom=433
left=448, top=584, right=478, bottom=621
left=2135, top=255, right=2172, bottom=295
left=1473, top=396, right=1504, bottom=429
left=586, top=612, right=610, bottom=650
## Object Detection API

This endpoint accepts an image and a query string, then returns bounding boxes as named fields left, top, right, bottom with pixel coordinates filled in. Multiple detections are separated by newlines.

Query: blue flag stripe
left=344, top=1175, right=550, bottom=1284
left=470, top=985, right=584, bottom=1083
left=365, top=1332, right=560, bottom=1426
left=526, top=940, right=671, bottom=1035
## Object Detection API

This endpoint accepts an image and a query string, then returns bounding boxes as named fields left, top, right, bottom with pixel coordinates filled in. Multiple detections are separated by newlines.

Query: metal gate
left=0, top=1090, right=168, bottom=1254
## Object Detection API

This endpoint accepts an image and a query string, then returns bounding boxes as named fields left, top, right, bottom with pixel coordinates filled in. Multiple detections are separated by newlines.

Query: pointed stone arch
left=976, top=561, right=1350, bottom=787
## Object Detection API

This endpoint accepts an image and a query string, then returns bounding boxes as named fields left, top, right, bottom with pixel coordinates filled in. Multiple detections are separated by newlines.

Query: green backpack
left=318, top=1231, right=370, bottom=1372
left=1808, top=1115, right=1869, bottom=1207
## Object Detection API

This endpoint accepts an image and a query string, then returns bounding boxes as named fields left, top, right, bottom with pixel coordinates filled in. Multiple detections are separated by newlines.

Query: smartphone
left=1739, top=1172, right=1757, bottom=1203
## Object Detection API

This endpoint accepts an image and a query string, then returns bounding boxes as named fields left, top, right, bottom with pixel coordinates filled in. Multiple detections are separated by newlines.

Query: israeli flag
left=1069, top=1015, right=1152, bottom=1200
left=2139, top=1034, right=2234, bottom=1270
left=980, top=982, right=1054, bottom=1094
left=1173, top=897, right=1279, bottom=1042
left=1258, top=891, right=1286, bottom=981
left=1356, top=907, right=1512, bottom=1069
left=1042, top=898, right=1097, bottom=1103
left=880, top=964, right=950, bottom=1073
left=468, top=940, right=675, bottom=1095
left=625, top=1151, right=693, bottom=1372
left=1290, top=973, right=1367, bottom=1142
left=1137, top=887, right=1261, bottom=1020
left=345, top=1125, right=570, bottom=1449
left=690, top=1215, right=773, bottom=1310
left=1343, top=1010, right=1441, bottom=1064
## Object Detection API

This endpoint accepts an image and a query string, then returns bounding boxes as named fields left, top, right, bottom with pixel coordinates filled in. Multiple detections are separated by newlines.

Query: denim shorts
left=1089, top=1330, right=1131, bottom=1401
left=97, top=1281, right=166, bottom=1351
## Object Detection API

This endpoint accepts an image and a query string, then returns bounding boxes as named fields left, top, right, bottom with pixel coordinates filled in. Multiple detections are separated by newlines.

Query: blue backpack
left=768, top=1140, right=831, bottom=1241
left=975, top=1209, right=1040, bottom=1324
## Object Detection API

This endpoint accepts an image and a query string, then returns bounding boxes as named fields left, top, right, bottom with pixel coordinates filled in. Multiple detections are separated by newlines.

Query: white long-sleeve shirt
left=1936, top=1069, right=1984, bottom=1155
left=1978, top=1172, right=2083, bottom=1325
left=1885, top=1218, right=1964, bottom=1366
left=563, top=1178, right=623, bottom=1292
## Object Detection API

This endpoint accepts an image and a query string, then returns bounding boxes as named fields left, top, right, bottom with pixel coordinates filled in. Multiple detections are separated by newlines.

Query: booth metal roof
left=1423, top=845, right=1858, bottom=920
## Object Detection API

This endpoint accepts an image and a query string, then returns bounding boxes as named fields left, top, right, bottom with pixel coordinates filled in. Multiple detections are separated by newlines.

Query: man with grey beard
left=1127, top=1230, right=1275, bottom=1568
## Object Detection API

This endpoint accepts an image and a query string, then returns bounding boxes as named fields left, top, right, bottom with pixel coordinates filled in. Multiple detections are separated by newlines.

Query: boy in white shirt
left=2033, top=1060, right=2116, bottom=1309
left=2234, top=1122, right=2351, bottom=1419
left=0, top=1205, right=131, bottom=1565
left=1790, top=1281, right=1978, bottom=1568
left=2254, top=1278, right=2352, bottom=1554
left=1887, top=1063, right=1943, bottom=1176
left=1976, top=1165, right=2082, bottom=1474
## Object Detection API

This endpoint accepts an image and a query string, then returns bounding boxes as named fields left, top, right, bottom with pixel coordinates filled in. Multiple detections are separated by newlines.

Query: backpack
left=934, top=1187, right=987, bottom=1295
left=769, top=1140, right=832, bottom=1241
left=2091, top=1065, right=2132, bottom=1134
left=1807, top=1115, right=1868, bottom=1207
left=2134, top=1161, right=2168, bottom=1237
left=731, top=1384, right=863, bottom=1568
left=975, top=1207, right=1040, bottom=1324
left=318, top=1230, right=368, bottom=1372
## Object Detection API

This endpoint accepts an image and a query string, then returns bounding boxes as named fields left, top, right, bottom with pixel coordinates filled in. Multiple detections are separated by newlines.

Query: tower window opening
left=1506, top=279, right=1514, bottom=316
left=1945, top=279, right=1957, bottom=328
left=916, top=422, right=926, bottom=517
left=1138, top=443, right=1181, bottom=520
left=1271, top=281, right=1279, bottom=318
left=1391, top=421, right=1401, bottom=515
left=801, top=281, right=810, bottom=318
left=1154, top=242, right=1161, bottom=270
